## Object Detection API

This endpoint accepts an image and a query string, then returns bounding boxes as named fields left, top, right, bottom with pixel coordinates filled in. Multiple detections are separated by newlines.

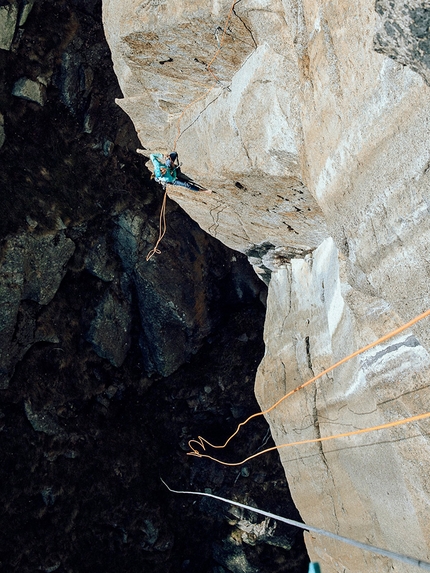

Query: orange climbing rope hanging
left=146, top=187, right=168, bottom=261
left=187, top=308, right=430, bottom=466
left=146, top=0, right=241, bottom=261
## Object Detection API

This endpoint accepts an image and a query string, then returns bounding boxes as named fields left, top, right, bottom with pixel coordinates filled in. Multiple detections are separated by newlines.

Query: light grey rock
left=103, top=0, right=430, bottom=569
left=0, top=0, right=18, bottom=50
left=12, top=77, right=47, bottom=106
left=375, top=0, right=430, bottom=85
left=18, top=0, right=35, bottom=27
left=256, top=239, right=430, bottom=572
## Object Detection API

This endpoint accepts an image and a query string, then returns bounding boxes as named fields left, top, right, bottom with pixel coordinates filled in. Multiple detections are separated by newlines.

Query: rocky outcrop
left=375, top=0, right=430, bottom=85
left=112, top=204, right=263, bottom=376
left=0, top=0, right=35, bottom=51
left=103, top=0, right=430, bottom=570
left=12, top=77, right=47, bottom=105
left=0, top=0, right=19, bottom=50
left=0, top=226, right=75, bottom=387
left=1, top=2, right=304, bottom=572
left=256, top=238, right=430, bottom=571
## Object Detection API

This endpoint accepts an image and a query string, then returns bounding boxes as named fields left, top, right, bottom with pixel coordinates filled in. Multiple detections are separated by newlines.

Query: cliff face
left=103, top=0, right=430, bottom=571
left=2, top=3, right=308, bottom=572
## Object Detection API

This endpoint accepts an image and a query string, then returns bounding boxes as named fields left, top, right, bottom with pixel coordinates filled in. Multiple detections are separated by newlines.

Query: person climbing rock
left=137, top=149, right=211, bottom=193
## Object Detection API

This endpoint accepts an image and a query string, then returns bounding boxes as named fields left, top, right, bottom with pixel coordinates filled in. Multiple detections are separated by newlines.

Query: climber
left=138, top=149, right=211, bottom=193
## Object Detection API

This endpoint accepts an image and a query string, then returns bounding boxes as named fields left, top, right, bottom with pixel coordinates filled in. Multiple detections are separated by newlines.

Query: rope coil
left=188, top=308, right=430, bottom=465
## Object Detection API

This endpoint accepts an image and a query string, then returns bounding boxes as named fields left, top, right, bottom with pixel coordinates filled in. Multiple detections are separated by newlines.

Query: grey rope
left=161, top=479, right=430, bottom=571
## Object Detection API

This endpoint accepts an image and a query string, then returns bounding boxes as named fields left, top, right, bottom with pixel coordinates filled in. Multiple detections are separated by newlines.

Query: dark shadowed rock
left=18, top=0, right=35, bottom=27
left=84, top=235, right=116, bottom=282
left=114, top=203, right=264, bottom=376
left=0, top=0, right=18, bottom=50
left=0, top=112, right=4, bottom=148
left=86, top=274, right=132, bottom=367
left=375, top=0, right=430, bottom=85
left=0, top=229, right=75, bottom=387
left=0, top=1, right=307, bottom=571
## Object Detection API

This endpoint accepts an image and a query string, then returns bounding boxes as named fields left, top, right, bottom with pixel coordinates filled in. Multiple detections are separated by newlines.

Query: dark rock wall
left=0, top=1, right=308, bottom=572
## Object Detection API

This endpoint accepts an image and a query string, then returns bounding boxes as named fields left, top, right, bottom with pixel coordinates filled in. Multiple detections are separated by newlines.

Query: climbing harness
left=187, top=308, right=430, bottom=465
left=161, top=479, right=430, bottom=571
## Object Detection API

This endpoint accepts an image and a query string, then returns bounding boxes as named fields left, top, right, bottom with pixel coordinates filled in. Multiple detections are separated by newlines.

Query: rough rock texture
left=375, top=0, right=430, bottom=85
left=0, top=2, right=310, bottom=570
left=0, top=227, right=75, bottom=387
left=112, top=205, right=264, bottom=376
left=85, top=274, right=132, bottom=367
left=103, top=0, right=430, bottom=571
left=256, top=238, right=430, bottom=572
left=103, top=0, right=329, bottom=278
left=0, top=0, right=18, bottom=50
left=12, top=76, right=47, bottom=105
left=0, top=112, right=4, bottom=148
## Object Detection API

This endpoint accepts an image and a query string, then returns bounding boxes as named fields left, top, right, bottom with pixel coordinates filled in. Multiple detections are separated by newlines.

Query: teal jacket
left=150, top=153, right=177, bottom=184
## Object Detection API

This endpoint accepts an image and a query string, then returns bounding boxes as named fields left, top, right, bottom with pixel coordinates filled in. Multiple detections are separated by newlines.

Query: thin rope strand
left=146, top=188, right=168, bottom=261
left=153, top=1, right=242, bottom=258
left=187, top=410, right=430, bottom=466
left=161, top=479, right=430, bottom=571
left=188, top=308, right=430, bottom=457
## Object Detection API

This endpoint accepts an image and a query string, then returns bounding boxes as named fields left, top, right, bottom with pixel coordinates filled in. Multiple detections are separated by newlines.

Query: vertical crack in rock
left=312, top=386, right=341, bottom=535
left=305, top=335, right=313, bottom=371
left=176, top=89, right=224, bottom=145
left=308, top=336, right=341, bottom=535
left=232, top=1, right=258, bottom=49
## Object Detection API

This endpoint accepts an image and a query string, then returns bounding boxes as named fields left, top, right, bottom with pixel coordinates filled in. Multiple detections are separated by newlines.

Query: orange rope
left=188, top=411, right=430, bottom=466
left=187, top=308, right=430, bottom=464
left=146, top=188, right=168, bottom=261
left=148, top=1, right=242, bottom=259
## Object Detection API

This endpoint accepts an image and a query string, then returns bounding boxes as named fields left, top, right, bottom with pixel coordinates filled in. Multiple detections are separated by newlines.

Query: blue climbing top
left=150, top=153, right=177, bottom=184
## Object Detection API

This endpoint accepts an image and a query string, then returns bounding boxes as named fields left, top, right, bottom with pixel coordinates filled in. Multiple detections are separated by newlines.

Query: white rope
left=161, top=480, right=430, bottom=571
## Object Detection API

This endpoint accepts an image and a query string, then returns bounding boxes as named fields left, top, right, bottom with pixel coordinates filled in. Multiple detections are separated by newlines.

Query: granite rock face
left=104, top=0, right=430, bottom=570
left=112, top=204, right=264, bottom=376
left=0, top=227, right=75, bottom=388
left=0, top=0, right=18, bottom=50
left=375, top=0, right=430, bottom=85
left=103, top=0, right=330, bottom=278
left=256, top=238, right=430, bottom=572
left=12, top=77, right=47, bottom=105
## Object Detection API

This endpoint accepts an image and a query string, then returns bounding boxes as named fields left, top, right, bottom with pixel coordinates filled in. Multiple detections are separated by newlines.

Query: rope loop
left=187, top=308, right=430, bottom=465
